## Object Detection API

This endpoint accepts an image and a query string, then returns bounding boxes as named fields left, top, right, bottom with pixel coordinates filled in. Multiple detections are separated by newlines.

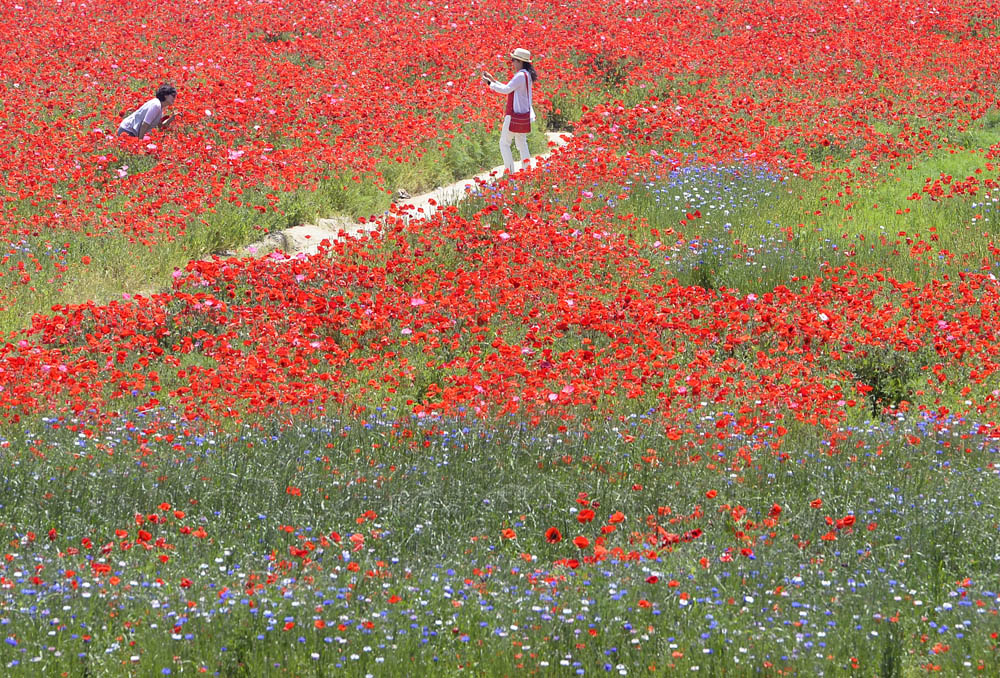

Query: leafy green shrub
left=846, top=346, right=923, bottom=417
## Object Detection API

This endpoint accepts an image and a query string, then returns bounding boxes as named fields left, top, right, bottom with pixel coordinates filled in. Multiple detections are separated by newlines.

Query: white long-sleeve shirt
left=490, top=70, right=534, bottom=117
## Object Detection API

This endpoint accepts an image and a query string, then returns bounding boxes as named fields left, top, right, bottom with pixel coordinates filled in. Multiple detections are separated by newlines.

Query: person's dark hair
left=155, top=83, right=177, bottom=102
left=520, top=61, right=538, bottom=83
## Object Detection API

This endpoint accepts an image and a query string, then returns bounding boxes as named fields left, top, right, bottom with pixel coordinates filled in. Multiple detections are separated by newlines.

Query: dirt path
left=230, top=131, right=572, bottom=258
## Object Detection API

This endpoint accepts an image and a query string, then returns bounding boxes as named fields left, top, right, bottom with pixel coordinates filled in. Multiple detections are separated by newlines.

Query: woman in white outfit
left=483, top=48, right=537, bottom=174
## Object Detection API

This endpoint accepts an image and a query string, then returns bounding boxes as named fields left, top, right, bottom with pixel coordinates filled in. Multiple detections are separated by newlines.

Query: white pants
left=499, top=115, right=531, bottom=174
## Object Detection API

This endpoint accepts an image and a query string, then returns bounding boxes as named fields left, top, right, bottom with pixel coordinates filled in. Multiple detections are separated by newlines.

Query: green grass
left=604, top=143, right=999, bottom=295
left=0, top=118, right=555, bottom=335
left=0, top=62, right=728, bottom=332
left=1, top=408, right=999, bottom=676
left=4, top=58, right=1000, bottom=678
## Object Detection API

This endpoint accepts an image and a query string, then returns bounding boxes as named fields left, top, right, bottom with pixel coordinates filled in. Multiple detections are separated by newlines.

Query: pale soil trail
left=229, top=131, right=572, bottom=259
left=123, top=132, right=571, bottom=298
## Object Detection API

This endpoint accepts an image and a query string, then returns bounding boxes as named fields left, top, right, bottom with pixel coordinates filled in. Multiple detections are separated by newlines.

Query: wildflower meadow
left=3, top=0, right=1000, bottom=675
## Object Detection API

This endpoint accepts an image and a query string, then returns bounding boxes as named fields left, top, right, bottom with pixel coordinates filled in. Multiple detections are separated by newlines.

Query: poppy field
left=4, top=0, right=1000, bottom=675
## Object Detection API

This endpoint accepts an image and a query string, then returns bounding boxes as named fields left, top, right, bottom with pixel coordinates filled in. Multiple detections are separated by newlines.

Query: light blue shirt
left=119, top=97, right=163, bottom=135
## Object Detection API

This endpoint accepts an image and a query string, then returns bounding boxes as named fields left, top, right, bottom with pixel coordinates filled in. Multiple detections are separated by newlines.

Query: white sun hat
left=509, top=47, right=532, bottom=63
